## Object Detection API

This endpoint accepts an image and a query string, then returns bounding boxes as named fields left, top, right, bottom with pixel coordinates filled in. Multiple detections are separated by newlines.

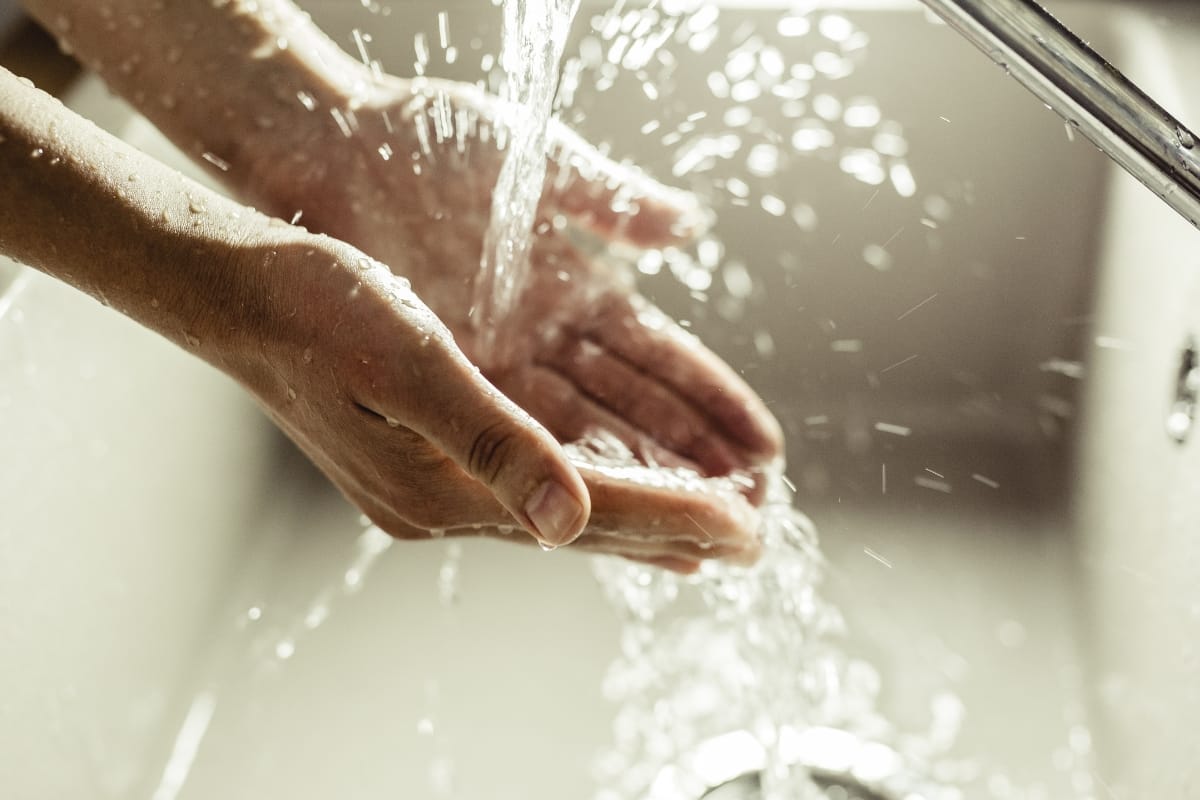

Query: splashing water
left=591, top=472, right=945, bottom=800
left=140, top=5, right=1055, bottom=797
left=472, top=0, right=581, bottom=359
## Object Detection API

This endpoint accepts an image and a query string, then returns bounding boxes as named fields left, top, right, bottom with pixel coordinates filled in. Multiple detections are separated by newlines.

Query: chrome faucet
left=920, top=0, right=1200, bottom=232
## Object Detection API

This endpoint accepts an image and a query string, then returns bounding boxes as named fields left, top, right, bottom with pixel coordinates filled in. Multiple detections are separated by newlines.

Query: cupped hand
left=251, top=78, right=782, bottom=472
left=245, top=78, right=783, bottom=570
left=229, top=234, right=762, bottom=571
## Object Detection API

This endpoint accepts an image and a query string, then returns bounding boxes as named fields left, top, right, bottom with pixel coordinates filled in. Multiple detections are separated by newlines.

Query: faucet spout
left=920, top=0, right=1200, bottom=232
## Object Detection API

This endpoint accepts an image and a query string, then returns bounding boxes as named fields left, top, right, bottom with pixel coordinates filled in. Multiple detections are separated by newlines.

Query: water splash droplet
left=201, top=152, right=230, bottom=172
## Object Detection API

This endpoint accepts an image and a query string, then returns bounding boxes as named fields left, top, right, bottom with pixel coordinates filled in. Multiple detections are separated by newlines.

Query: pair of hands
left=233, top=78, right=783, bottom=572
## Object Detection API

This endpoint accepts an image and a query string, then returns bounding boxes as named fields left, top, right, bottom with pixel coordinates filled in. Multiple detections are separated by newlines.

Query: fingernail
left=524, top=480, right=585, bottom=546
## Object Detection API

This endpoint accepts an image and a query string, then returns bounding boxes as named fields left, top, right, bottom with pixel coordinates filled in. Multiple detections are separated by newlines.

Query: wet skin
left=4, top=0, right=785, bottom=571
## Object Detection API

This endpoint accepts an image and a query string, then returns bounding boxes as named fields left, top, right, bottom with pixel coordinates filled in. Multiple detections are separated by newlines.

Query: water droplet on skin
left=286, top=387, right=297, bottom=401
left=429, top=528, right=445, bottom=539
left=1178, top=126, right=1196, bottom=150
left=187, top=195, right=206, bottom=214
left=30, top=148, right=44, bottom=159
left=385, top=417, right=401, bottom=428
left=184, top=332, right=201, bottom=348
left=539, top=542, right=557, bottom=552
left=201, top=151, right=230, bottom=171
left=302, top=348, right=313, bottom=364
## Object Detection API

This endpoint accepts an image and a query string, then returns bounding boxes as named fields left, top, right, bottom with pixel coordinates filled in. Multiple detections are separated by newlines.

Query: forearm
left=0, top=66, right=291, bottom=364
left=18, top=0, right=373, bottom=209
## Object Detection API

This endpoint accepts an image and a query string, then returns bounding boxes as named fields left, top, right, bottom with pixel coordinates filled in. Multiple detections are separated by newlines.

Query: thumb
left=399, top=337, right=591, bottom=548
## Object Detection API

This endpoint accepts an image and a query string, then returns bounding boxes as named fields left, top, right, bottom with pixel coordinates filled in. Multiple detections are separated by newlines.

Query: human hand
left=225, top=233, right=762, bottom=571
left=247, top=78, right=783, bottom=487
left=8, top=2, right=771, bottom=571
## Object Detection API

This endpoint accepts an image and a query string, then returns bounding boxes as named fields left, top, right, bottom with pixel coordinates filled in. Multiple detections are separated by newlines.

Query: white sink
left=1, top=2, right=1198, bottom=798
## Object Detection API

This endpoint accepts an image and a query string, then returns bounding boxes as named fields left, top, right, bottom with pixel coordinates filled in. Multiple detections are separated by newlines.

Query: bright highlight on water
left=472, top=0, right=581, bottom=358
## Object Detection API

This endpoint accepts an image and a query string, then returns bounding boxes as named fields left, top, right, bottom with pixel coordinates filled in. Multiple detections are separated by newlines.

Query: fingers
left=541, top=336, right=748, bottom=476
left=544, top=121, right=712, bottom=248
left=266, top=403, right=512, bottom=535
left=376, top=375, right=588, bottom=547
left=353, top=305, right=590, bottom=548
left=571, top=459, right=763, bottom=560
left=582, top=294, right=785, bottom=464
left=314, top=402, right=762, bottom=568
left=494, top=364, right=697, bottom=472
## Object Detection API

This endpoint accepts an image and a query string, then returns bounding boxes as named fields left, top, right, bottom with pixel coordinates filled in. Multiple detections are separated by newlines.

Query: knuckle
left=466, top=420, right=519, bottom=485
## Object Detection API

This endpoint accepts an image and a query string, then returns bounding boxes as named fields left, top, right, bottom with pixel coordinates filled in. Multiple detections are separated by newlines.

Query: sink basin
left=2, top=2, right=1198, bottom=799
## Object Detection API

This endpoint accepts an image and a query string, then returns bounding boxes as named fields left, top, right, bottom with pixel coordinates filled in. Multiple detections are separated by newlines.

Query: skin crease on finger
left=7, top=0, right=785, bottom=569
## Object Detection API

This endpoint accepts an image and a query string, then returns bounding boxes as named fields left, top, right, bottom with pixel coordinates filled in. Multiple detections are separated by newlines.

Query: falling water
left=592, top=472, right=966, bottom=800
left=594, top=474, right=845, bottom=800
left=472, top=0, right=581, bottom=359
